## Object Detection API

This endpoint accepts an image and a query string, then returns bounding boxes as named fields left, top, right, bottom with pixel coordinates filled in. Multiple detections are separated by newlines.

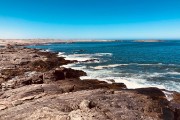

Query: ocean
left=28, top=40, right=180, bottom=92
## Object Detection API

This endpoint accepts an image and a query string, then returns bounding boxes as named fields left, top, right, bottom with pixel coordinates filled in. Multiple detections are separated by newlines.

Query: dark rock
left=21, top=75, right=44, bottom=85
left=169, top=92, right=180, bottom=120
left=21, top=79, right=32, bottom=85
left=106, top=79, right=115, bottom=83
left=134, top=87, right=166, bottom=100
left=53, top=69, right=65, bottom=80
left=32, top=55, right=39, bottom=58
left=62, top=68, right=87, bottom=78
left=175, top=109, right=180, bottom=120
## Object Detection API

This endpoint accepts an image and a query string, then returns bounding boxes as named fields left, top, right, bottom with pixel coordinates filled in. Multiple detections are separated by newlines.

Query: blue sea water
left=28, top=41, right=180, bottom=92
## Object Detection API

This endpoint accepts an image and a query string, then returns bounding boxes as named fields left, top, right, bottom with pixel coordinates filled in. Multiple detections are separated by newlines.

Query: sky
left=0, top=0, right=180, bottom=39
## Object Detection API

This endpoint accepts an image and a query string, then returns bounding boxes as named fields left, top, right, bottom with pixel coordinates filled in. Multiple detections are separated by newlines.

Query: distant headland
left=134, top=40, right=163, bottom=42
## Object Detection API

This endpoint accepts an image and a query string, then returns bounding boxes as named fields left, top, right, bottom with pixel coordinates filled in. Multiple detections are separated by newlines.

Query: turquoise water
left=28, top=41, right=180, bottom=92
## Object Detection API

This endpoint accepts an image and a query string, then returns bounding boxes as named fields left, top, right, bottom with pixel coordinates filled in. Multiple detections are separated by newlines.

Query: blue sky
left=0, top=0, right=180, bottom=39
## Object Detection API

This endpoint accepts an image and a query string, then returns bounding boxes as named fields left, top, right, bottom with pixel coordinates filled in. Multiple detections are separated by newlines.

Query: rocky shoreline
left=0, top=45, right=179, bottom=120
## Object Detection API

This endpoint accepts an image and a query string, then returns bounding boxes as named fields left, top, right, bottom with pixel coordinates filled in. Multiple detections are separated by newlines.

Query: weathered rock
left=0, top=105, right=7, bottom=110
left=50, top=79, right=126, bottom=93
left=20, top=95, right=35, bottom=101
left=0, top=89, right=170, bottom=120
left=134, top=87, right=175, bottom=119
left=21, top=74, right=44, bottom=85
left=12, top=100, right=23, bottom=106
left=172, top=92, right=180, bottom=104
left=79, top=100, right=91, bottom=111
left=25, top=107, right=68, bottom=120
left=42, top=84, right=63, bottom=94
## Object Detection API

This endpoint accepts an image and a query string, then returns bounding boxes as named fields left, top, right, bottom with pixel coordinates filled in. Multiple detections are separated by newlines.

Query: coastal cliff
left=0, top=45, right=179, bottom=120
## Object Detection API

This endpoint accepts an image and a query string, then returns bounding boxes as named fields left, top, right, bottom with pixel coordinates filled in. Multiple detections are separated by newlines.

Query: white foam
left=94, top=53, right=113, bottom=56
left=58, top=52, right=65, bottom=55
left=166, top=71, right=180, bottom=75
left=44, top=49, right=51, bottom=52
left=58, top=52, right=113, bottom=62
left=141, top=72, right=164, bottom=78
left=60, top=54, right=93, bottom=62
left=79, top=66, right=180, bottom=92
left=59, top=53, right=93, bottom=62
left=58, top=51, right=180, bottom=92
left=69, top=62, right=180, bottom=92
left=81, top=74, right=166, bottom=89
left=91, top=63, right=170, bottom=70
left=129, top=63, right=164, bottom=66
left=92, top=64, right=129, bottom=70
left=40, top=49, right=51, bottom=52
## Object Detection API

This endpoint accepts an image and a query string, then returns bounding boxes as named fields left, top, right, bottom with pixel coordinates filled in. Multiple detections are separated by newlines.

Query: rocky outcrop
left=0, top=87, right=175, bottom=120
left=0, top=46, right=179, bottom=120
left=54, top=67, right=87, bottom=80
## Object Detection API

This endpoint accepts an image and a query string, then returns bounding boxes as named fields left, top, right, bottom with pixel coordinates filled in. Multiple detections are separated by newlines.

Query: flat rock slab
left=0, top=89, right=171, bottom=120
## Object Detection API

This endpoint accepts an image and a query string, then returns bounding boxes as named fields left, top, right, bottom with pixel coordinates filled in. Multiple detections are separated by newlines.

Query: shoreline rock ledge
left=0, top=46, right=179, bottom=120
